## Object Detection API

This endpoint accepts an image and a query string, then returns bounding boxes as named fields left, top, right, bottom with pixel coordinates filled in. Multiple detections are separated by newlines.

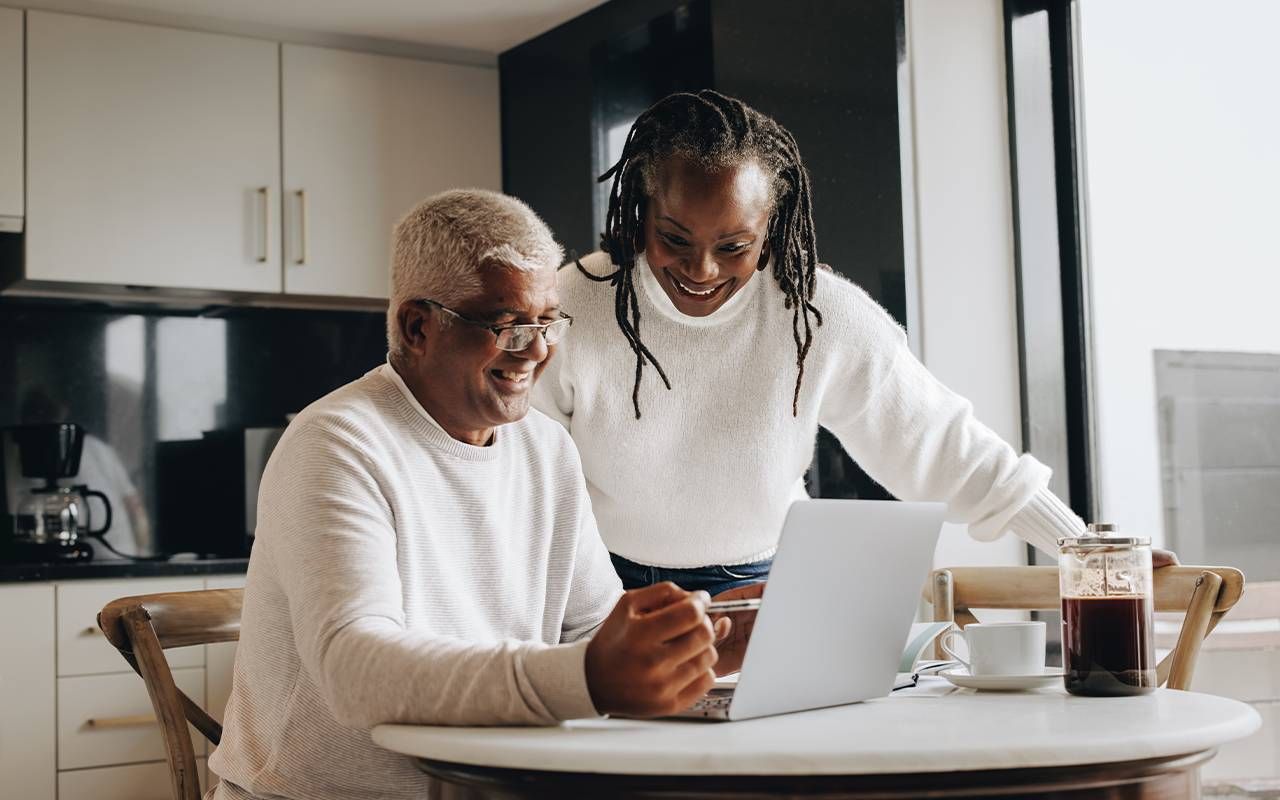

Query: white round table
left=373, top=685, right=1260, bottom=799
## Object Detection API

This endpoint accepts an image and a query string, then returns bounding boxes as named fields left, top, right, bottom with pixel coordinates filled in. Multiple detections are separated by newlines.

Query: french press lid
left=1057, top=522, right=1151, bottom=547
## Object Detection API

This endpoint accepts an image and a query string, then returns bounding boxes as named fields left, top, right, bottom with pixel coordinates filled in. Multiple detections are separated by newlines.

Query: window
left=1078, top=1, right=1280, bottom=576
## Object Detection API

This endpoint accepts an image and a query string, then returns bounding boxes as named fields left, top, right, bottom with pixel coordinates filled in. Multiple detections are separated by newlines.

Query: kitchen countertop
left=0, top=556, right=249, bottom=582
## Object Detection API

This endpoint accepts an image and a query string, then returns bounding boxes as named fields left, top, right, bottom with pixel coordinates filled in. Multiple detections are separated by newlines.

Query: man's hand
left=584, top=582, right=719, bottom=717
left=709, top=582, right=765, bottom=676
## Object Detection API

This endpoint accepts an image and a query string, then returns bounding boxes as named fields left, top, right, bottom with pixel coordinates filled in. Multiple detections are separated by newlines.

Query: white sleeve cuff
left=518, top=638, right=602, bottom=722
left=1007, top=487, right=1086, bottom=557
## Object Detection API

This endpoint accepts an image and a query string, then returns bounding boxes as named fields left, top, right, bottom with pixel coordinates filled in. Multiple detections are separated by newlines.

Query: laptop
left=674, top=499, right=944, bottom=721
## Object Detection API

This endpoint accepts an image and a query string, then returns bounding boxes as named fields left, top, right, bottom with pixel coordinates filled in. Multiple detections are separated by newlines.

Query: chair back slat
left=930, top=565, right=1246, bottom=692
left=96, top=588, right=244, bottom=799
left=941, top=566, right=1243, bottom=613
left=123, top=607, right=202, bottom=800
left=99, top=588, right=243, bottom=651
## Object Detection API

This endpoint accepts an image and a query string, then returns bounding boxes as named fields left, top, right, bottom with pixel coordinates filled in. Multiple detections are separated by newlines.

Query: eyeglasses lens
left=544, top=318, right=570, bottom=346
left=494, top=318, right=570, bottom=352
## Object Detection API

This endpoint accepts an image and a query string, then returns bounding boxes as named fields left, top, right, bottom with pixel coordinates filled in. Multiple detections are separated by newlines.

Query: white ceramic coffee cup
left=940, top=621, right=1046, bottom=676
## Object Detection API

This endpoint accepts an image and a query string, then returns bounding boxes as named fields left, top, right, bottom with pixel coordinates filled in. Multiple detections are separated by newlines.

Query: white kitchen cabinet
left=205, top=574, right=245, bottom=791
left=59, top=758, right=207, bottom=800
left=0, top=573, right=243, bottom=797
left=281, top=44, right=501, bottom=299
left=0, top=7, right=21, bottom=229
left=205, top=574, right=245, bottom=725
left=57, top=577, right=206, bottom=676
left=25, top=11, right=281, bottom=292
left=0, top=583, right=56, bottom=800
left=58, top=667, right=207, bottom=770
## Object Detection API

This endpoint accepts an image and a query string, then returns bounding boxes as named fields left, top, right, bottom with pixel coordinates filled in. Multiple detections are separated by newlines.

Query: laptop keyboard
left=691, top=691, right=733, bottom=712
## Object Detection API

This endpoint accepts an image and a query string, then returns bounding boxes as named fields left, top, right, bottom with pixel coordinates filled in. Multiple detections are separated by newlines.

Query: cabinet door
left=58, top=668, right=206, bottom=770
left=26, top=11, right=281, bottom=292
left=204, top=575, right=245, bottom=725
left=282, top=44, right=501, bottom=299
left=0, top=7, right=21, bottom=227
left=57, top=577, right=206, bottom=677
left=0, top=584, right=56, bottom=800
left=204, top=575, right=245, bottom=790
left=58, top=758, right=207, bottom=800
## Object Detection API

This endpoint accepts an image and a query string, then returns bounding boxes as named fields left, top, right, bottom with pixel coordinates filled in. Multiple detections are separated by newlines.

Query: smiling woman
left=531, top=91, right=1093, bottom=659
left=643, top=157, right=772, bottom=317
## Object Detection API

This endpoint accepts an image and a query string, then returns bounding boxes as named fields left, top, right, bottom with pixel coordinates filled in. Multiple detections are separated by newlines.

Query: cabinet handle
left=81, top=626, right=102, bottom=636
left=296, top=189, right=309, bottom=265
left=86, top=714, right=157, bottom=730
left=257, top=186, right=270, bottom=263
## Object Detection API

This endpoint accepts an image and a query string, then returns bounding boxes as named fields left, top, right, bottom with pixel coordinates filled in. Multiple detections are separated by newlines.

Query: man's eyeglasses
left=416, top=299, right=573, bottom=352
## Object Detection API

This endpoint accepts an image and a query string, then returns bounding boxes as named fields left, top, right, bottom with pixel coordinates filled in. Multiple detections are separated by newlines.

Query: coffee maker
left=4, top=423, right=111, bottom=561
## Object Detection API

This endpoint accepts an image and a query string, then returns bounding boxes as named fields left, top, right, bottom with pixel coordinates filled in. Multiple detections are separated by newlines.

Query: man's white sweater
left=209, top=364, right=623, bottom=800
left=533, top=251, right=1085, bottom=568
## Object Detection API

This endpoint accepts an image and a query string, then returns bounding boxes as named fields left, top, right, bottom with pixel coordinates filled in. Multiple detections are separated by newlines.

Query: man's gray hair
left=387, top=189, right=564, bottom=357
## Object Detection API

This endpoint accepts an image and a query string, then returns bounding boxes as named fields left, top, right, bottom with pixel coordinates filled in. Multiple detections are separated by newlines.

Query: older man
left=209, top=190, right=721, bottom=800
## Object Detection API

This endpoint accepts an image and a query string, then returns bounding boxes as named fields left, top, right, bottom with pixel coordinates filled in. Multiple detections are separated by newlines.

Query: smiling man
left=208, top=190, right=723, bottom=800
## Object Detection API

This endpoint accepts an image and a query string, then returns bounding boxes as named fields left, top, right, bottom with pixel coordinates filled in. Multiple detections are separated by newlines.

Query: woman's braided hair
left=583, top=89, right=823, bottom=419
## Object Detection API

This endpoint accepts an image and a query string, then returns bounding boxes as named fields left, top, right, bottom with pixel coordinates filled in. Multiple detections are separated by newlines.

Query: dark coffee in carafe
left=1061, top=595, right=1155, bottom=696
left=1058, top=524, right=1157, bottom=697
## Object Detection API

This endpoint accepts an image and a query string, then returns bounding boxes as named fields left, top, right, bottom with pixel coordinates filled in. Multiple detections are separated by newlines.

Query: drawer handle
left=81, top=626, right=102, bottom=636
left=85, top=714, right=157, bottom=730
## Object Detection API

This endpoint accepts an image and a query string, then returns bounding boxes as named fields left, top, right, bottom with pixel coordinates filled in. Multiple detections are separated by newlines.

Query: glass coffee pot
left=7, top=423, right=111, bottom=559
left=15, top=483, right=112, bottom=548
left=1059, top=523, right=1157, bottom=696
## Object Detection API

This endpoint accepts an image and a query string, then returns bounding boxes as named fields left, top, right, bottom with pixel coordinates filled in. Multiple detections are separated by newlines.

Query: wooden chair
left=928, top=566, right=1245, bottom=690
left=97, top=588, right=244, bottom=800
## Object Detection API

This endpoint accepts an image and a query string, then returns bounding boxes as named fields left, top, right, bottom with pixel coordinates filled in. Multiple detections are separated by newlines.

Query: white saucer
left=939, top=667, right=1064, bottom=691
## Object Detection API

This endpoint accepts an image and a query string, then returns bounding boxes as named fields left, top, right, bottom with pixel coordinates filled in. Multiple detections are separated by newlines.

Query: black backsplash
left=0, top=298, right=388, bottom=556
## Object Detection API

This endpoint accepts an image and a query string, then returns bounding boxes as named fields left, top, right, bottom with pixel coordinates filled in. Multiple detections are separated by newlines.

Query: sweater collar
left=636, top=252, right=762, bottom=328
left=380, top=359, right=449, bottom=436
left=375, top=360, right=502, bottom=460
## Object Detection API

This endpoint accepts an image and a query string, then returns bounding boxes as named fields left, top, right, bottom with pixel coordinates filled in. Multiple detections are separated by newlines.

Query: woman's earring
left=756, top=246, right=770, bottom=271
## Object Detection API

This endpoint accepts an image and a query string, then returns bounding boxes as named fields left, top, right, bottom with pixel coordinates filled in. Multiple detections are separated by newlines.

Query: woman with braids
left=533, top=90, right=1094, bottom=637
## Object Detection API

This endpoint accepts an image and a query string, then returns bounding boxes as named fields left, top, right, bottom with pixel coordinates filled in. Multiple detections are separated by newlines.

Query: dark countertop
left=0, top=557, right=249, bottom=583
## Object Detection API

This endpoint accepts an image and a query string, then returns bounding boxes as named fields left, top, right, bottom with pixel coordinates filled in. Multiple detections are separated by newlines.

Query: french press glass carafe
left=1059, top=523, right=1157, bottom=696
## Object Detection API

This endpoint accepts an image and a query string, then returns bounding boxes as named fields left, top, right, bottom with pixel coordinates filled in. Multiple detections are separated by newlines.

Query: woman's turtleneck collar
left=635, top=251, right=763, bottom=328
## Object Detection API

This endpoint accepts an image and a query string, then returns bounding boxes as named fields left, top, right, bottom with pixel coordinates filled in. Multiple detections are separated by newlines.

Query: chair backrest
left=928, top=565, right=1244, bottom=691
left=97, top=588, right=244, bottom=800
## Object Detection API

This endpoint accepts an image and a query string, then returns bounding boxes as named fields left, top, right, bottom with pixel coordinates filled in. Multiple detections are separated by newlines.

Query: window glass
left=1080, top=0, right=1280, bottom=579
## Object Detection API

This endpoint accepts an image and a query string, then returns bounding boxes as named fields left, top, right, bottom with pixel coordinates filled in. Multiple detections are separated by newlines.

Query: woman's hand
left=709, top=582, right=766, bottom=676
left=1153, top=549, right=1180, bottom=568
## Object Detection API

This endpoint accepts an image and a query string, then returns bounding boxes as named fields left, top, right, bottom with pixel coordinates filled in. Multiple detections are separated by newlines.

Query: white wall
left=906, top=0, right=1029, bottom=568
left=1079, top=0, right=1280, bottom=547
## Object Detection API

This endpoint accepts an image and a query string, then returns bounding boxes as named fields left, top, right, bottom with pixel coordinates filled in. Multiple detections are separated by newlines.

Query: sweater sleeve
left=817, top=313, right=1084, bottom=555
left=258, top=424, right=601, bottom=728
left=559, top=481, right=625, bottom=644
left=531, top=330, right=574, bottom=432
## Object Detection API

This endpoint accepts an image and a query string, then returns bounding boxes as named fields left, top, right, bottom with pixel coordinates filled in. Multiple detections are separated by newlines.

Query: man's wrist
left=521, top=638, right=602, bottom=721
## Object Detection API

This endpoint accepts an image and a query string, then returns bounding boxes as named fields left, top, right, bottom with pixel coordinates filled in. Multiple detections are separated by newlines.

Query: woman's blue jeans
left=609, top=552, right=772, bottom=597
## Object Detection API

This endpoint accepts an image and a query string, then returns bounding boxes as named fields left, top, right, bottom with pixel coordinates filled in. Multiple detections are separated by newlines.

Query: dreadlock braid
left=594, top=89, right=822, bottom=419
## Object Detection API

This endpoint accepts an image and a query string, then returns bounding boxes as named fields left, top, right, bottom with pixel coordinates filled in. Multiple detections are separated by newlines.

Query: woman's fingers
left=713, top=616, right=732, bottom=643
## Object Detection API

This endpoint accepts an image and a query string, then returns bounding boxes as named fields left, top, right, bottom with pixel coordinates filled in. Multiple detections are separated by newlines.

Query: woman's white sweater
left=532, top=251, right=1084, bottom=568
